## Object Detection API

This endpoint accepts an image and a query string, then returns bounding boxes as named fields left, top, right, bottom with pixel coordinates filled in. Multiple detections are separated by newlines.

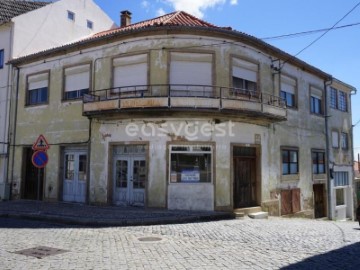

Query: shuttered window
left=280, top=75, right=296, bottom=107
left=27, top=72, right=49, bottom=105
left=113, top=54, right=148, bottom=92
left=232, top=58, right=258, bottom=93
left=170, top=52, right=213, bottom=96
left=64, top=64, right=90, bottom=100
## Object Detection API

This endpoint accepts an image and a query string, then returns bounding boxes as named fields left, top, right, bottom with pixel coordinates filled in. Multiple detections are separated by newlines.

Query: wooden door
left=233, top=157, right=256, bottom=208
left=313, top=184, right=325, bottom=218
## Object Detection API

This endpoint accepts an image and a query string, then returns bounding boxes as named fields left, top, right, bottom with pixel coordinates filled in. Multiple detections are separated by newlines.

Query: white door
left=63, top=151, right=87, bottom=203
left=114, top=156, right=146, bottom=206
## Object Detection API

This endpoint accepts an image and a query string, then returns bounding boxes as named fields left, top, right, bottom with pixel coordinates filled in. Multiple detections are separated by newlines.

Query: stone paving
left=1, top=216, right=360, bottom=269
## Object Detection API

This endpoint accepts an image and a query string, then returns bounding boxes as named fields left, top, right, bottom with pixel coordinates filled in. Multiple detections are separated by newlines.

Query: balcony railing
left=83, top=84, right=287, bottom=120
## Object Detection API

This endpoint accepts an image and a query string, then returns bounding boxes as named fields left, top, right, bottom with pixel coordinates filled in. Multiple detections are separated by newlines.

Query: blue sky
left=94, top=0, right=360, bottom=160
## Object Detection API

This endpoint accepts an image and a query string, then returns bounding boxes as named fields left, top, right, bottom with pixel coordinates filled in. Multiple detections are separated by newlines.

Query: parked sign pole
left=32, top=135, right=50, bottom=201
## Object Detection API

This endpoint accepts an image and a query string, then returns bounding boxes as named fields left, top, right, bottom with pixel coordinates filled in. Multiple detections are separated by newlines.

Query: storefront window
left=169, top=145, right=212, bottom=183
left=336, top=188, right=345, bottom=206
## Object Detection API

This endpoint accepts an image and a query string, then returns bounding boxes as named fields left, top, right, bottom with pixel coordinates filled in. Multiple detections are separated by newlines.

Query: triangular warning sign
left=32, top=134, right=50, bottom=151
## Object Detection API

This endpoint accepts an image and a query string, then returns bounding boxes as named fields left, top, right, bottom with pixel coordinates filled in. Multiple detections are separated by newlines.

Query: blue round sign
left=32, top=150, right=49, bottom=169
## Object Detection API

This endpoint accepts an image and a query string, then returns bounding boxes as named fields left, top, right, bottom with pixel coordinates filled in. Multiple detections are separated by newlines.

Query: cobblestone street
left=1, top=217, right=360, bottom=269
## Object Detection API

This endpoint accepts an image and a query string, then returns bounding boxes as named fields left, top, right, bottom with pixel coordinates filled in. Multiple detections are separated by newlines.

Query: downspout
left=8, top=66, right=20, bottom=200
left=324, top=77, right=333, bottom=220
left=350, top=87, right=357, bottom=219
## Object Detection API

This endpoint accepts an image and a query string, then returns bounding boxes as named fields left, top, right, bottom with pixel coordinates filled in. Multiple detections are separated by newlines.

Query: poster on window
left=181, top=169, right=200, bottom=182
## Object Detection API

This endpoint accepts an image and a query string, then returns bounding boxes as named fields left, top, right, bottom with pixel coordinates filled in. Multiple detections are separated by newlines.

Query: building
left=7, top=11, right=356, bottom=220
left=0, top=0, right=116, bottom=199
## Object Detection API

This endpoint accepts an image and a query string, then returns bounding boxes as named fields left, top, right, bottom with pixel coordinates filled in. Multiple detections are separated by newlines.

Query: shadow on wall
left=281, top=239, right=360, bottom=270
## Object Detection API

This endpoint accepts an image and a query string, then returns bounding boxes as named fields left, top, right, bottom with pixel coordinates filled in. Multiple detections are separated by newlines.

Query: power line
left=280, top=1, right=360, bottom=68
left=261, top=22, right=360, bottom=41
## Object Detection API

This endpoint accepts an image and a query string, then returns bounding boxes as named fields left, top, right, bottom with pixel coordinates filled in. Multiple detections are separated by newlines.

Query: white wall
left=11, top=0, right=115, bottom=58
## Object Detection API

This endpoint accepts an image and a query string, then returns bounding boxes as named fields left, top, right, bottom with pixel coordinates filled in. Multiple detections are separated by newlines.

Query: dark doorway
left=233, top=146, right=257, bottom=208
left=313, top=184, right=326, bottom=218
left=22, top=147, right=44, bottom=200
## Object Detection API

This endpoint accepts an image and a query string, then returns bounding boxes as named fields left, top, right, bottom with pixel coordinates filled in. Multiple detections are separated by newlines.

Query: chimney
left=120, top=10, right=132, bottom=27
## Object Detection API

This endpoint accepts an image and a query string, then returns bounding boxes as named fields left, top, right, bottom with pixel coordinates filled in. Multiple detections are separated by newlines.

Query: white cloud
left=163, top=0, right=228, bottom=18
left=230, top=0, right=238, bottom=5
left=141, top=0, right=150, bottom=8
left=156, top=8, right=166, bottom=16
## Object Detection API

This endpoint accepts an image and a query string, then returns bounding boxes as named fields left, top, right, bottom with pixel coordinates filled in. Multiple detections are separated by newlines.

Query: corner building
left=8, top=11, right=356, bottom=219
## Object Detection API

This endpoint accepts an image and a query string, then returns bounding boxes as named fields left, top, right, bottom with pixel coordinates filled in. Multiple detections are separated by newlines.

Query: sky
left=94, top=0, right=360, bottom=160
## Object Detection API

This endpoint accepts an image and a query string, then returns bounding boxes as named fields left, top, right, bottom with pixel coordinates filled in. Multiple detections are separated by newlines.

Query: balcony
left=83, top=85, right=287, bottom=122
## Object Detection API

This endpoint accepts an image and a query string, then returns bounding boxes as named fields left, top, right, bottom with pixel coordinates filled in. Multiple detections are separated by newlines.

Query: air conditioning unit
left=0, top=183, right=10, bottom=200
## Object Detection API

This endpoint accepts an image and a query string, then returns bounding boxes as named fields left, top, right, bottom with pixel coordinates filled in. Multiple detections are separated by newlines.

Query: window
left=312, top=151, right=325, bottom=174
left=67, top=11, right=75, bottom=21
left=310, top=96, right=322, bottom=114
left=280, top=75, right=296, bottom=108
left=169, top=145, right=212, bottom=183
left=282, top=148, right=299, bottom=175
left=341, top=132, right=348, bottom=150
left=332, top=131, right=339, bottom=148
left=232, top=58, right=258, bottom=95
left=64, top=64, right=90, bottom=100
left=335, top=188, right=345, bottom=206
left=170, top=52, right=213, bottom=96
left=334, top=171, right=349, bottom=186
left=330, top=87, right=337, bottom=109
left=0, top=49, right=4, bottom=69
left=338, top=91, right=347, bottom=112
left=87, top=20, right=93, bottom=29
left=310, top=87, right=323, bottom=115
left=113, top=54, right=148, bottom=93
left=27, top=72, right=49, bottom=105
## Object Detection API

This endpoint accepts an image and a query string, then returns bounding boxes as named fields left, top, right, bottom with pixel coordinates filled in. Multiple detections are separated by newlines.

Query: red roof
left=93, top=11, right=222, bottom=39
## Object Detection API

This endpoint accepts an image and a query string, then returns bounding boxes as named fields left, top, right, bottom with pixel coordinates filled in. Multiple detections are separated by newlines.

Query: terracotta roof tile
left=0, top=0, right=50, bottom=24
left=92, top=11, right=222, bottom=39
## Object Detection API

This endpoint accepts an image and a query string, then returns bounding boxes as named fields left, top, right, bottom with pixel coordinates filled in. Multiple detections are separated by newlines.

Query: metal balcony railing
left=83, top=84, right=286, bottom=119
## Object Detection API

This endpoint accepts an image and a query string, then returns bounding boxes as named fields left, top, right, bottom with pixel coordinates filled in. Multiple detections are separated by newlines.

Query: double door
left=63, top=150, right=87, bottom=203
left=113, top=156, right=146, bottom=206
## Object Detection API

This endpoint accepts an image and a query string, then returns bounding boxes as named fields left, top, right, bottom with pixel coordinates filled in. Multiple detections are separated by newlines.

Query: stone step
left=234, top=206, right=262, bottom=215
left=248, top=211, right=268, bottom=219
left=234, top=212, right=245, bottom=219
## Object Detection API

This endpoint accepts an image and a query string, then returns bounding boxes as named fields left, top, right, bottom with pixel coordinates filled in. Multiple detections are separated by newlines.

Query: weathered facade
left=0, top=0, right=115, bottom=199
left=7, top=11, right=356, bottom=219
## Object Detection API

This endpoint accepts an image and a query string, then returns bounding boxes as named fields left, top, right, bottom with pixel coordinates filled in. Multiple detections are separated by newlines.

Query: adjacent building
left=6, top=11, right=356, bottom=220
left=0, top=0, right=115, bottom=199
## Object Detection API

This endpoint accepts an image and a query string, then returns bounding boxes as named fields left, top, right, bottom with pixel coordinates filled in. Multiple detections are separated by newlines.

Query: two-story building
left=7, top=11, right=356, bottom=219
left=0, top=0, right=115, bottom=199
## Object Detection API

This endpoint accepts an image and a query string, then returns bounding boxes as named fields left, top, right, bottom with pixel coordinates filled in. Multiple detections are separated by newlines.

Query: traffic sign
left=32, top=150, right=49, bottom=169
left=32, top=134, right=50, bottom=151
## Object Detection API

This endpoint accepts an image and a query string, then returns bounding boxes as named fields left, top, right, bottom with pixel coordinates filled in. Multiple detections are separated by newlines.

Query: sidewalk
left=0, top=200, right=234, bottom=227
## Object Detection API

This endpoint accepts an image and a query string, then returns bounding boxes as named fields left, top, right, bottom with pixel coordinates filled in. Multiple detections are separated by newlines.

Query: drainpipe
left=324, top=78, right=333, bottom=220
left=350, top=87, right=357, bottom=219
left=8, top=66, right=20, bottom=200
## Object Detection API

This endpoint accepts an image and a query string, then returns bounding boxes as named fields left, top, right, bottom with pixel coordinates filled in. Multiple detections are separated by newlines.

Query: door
left=63, top=150, right=87, bottom=203
left=233, top=157, right=256, bottom=208
left=113, top=156, right=146, bottom=206
left=22, top=147, right=44, bottom=200
left=313, top=184, right=325, bottom=218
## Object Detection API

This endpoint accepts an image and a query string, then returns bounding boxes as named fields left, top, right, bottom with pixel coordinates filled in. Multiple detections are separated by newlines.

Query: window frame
left=25, top=71, right=50, bottom=106
left=231, top=56, right=259, bottom=94
left=281, top=147, right=299, bottom=175
left=168, top=144, right=213, bottom=184
left=310, top=96, right=322, bottom=115
left=0, top=49, right=4, bottom=69
left=338, top=91, right=347, bottom=112
left=341, top=132, right=349, bottom=150
left=312, top=150, right=325, bottom=174
left=87, top=20, right=93, bottom=29
left=62, top=62, right=92, bottom=101
left=332, top=130, right=339, bottom=148
left=67, top=10, right=75, bottom=21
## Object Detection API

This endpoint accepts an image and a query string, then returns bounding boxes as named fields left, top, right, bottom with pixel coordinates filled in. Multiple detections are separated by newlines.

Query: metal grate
left=13, top=246, right=69, bottom=259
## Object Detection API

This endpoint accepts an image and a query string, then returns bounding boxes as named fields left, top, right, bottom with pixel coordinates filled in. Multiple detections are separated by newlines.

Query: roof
left=0, top=0, right=50, bottom=24
left=93, top=11, right=223, bottom=39
left=7, top=10, right=331, bottom=79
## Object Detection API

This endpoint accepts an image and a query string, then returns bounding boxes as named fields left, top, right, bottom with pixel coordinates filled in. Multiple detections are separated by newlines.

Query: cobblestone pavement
left=1, top=217, right=360, bottom=269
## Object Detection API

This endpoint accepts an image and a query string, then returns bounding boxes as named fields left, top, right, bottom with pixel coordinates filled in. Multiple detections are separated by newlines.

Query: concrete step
left=234, top=212, right=245, bottom=219
left=234, top=206, right=262, bottom=215
left=248, top=211, right=268, bottom=219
